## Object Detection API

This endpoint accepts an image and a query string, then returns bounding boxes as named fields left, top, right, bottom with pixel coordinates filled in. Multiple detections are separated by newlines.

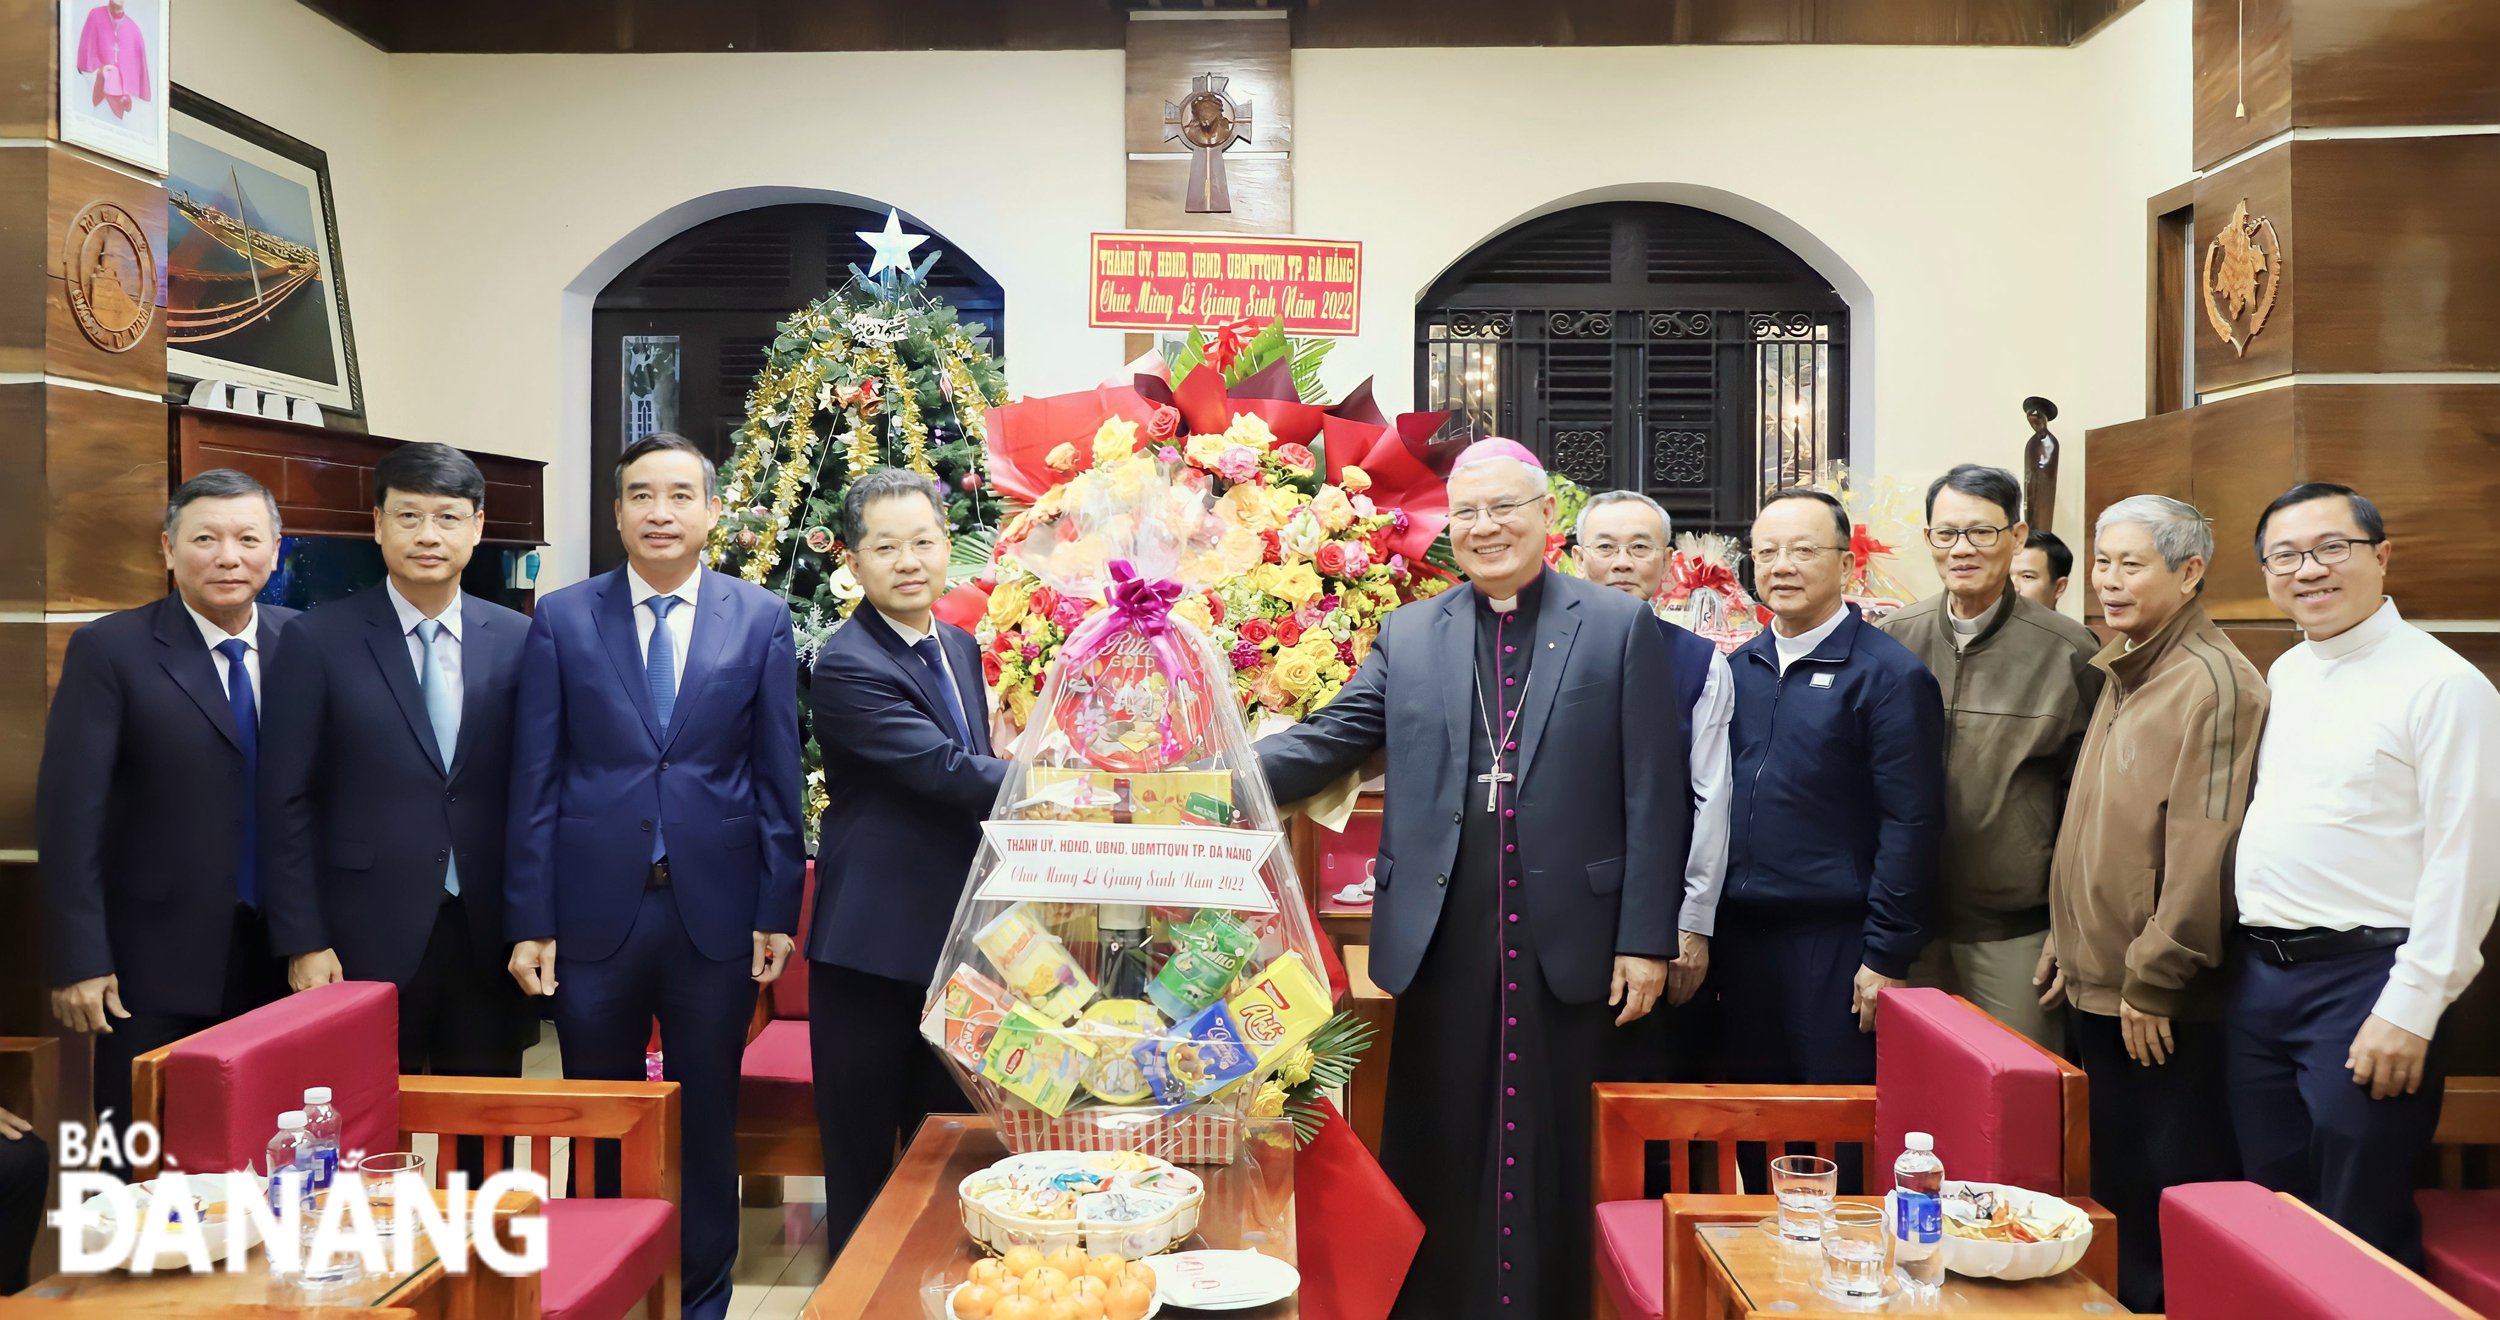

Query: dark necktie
left=645, top=596, right=679, bottom=863
left=217, top=638, right=258, bottom=908
left=912, top=636, right=973, bottom=748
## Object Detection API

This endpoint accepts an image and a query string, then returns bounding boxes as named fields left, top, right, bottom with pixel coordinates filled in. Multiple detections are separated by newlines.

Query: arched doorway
left=1417, top=201, right=1847, bottom=539
left=585, top=201, right=1005, bottom=576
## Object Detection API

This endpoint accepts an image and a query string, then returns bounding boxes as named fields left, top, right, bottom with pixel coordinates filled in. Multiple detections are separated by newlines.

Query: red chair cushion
left=1872, top=987, right=2063, bottom=1192
left=162, top=981, right=401, bottom=1175
left=2163, top=1182, right=2467, bottom=1320
left=1593, top=1199, right=1665, bottom=1320
left=2417, top=1188, right=2500, bottom=1319
left=768, top=861, right=819, bottom=1020
left=739, top=1018, right=813, bottom=1127
left=541, top=1196, right=675, bottom=1320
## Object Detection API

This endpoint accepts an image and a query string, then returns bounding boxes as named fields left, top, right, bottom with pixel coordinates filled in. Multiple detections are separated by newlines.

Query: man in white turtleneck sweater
left=2229, top=482, right=2500, bottom=1274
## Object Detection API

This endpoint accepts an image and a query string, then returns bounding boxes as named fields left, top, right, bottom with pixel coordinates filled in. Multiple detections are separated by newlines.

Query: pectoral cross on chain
left=1478, top=762, right=1514, bottom=812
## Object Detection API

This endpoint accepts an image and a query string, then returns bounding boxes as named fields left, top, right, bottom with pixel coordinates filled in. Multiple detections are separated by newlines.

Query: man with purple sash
left=1260, top=439, right=1690, bottom=1319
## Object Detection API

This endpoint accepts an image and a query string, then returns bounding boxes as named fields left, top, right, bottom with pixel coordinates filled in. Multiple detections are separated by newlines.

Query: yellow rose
left=1272, top=648, right=1322, bottom=696
left=1310, top=486, right=1356, bottom=534
left=1185, top=433, right=1232, bottom=469
left=1093, top=416, right=1140, bottom=461
left=1171, top=594, right=1216, bottom=636
left=1216, top=484, right=1281, bottom=533
left=1246, top=564, right=1284, bottom=595
left=1279, top=1047, right=1317, bottom=1087
left=1224, top=412, right=1277, bottom=450
left=1250, top=1079, right=1289, bottom=1118
left=986, top=579, right=1032, bottom=626
left=1338, top=465, right=1372, bottom=494
left=1352, top=632, right=1375, bottom=665
left=1004, top=684, right=1036, bottom=728
left=1273, top=563, right=1325, bottom=607
left=1046, top=442, right=1079, bottom=472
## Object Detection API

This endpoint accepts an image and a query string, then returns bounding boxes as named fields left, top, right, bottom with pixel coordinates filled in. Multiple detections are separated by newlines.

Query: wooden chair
left=1591, top=990, right=2113, bottom=1320
left=2164, top=1182, right=2477, bottom=1320
left=1341, top=945, right=1395, bottom=1156
left=737, top=863, right=822, bottom=1189
left=127, top=982, right=681, bottom=1320
left=2419, top=1074, right=2500, bottom=1317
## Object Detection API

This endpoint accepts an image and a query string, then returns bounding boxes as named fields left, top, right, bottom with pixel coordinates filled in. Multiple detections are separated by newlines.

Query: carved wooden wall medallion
left=2202, top=199, right=2282, bottom=357
left=63, top=200, right=157, bottom=353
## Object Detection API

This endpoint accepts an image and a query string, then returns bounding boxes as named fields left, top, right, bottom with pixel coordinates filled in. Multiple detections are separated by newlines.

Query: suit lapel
left=450, top=596, right=493, bottom=778
left=154, top=595, right=241, bottom=751
left=591, top=569, right=665, bottom=748
left=1435, top=586, right=1475, bottom=770
left=1511, top=576, right=1583, bottom=783
left=661, top=571, right=737, bottom=753
left=362, top=589, right=447, bottom=775
left=861, top=609, right=958, bottom=734
left=945, top=625, right=989, bottom=754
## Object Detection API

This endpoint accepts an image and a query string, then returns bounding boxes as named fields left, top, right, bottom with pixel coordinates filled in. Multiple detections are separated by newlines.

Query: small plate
left=1146, top=1249, right=1300, bottom=1311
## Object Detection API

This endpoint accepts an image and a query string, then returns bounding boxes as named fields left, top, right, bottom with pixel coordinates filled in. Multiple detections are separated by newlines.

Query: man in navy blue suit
left=40, top=470, right=294, bottom=1171
left=505, top=432, right=804, bottom=1320
left=261, top=443, right=534, bottom=1127
left=806, top=468, right=1004, bottom=1249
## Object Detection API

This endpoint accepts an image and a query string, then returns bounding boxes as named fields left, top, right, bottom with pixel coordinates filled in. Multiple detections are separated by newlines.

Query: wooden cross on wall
left=1164, top=72, right=1252, bottom=213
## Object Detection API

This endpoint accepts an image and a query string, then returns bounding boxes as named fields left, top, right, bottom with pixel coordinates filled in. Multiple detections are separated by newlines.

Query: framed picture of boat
left=58, top=0, right=168, bottom=172
left=162, top=87, right=363, bottom=415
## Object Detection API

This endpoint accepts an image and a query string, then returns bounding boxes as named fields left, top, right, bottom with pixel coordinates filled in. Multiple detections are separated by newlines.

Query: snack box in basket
left=997, top=1104, right=1243, bottom=1165
left=958, top=1150, right=1207, bottom=1260
left=1935, top=1181, right=2094, bottom=1281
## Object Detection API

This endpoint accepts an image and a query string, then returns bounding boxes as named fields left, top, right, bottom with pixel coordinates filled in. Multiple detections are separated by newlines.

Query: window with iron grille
left=1416, top=202, right=1848, bottom=542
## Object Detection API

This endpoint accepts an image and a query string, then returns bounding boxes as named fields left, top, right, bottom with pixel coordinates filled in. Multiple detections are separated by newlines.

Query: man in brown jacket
left=1880, top=464, right=2100, bottom=1048
left=2038, top=493, right=2268, bottom=1313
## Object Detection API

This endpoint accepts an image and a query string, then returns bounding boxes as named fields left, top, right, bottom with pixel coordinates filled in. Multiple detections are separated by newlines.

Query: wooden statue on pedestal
left=2022, top=396, right=2060, bottom=534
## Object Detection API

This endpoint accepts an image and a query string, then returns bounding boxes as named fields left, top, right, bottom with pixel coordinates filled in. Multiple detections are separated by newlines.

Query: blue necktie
left=645, top=596, right=679, bottom=861
left=912, top=636, right=972, bottom=748
left=416, top=619, right=460, bottom=896
left=217, top=639, right=258, bottom=908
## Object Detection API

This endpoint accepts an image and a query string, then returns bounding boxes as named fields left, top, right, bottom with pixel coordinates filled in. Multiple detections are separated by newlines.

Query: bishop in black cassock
left=1259, top=439, right=1690, bottom=1319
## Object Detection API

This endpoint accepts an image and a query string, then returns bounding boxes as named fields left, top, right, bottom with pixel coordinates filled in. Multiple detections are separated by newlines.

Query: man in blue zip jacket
left=1714, top=489, right=1944, bottom=1085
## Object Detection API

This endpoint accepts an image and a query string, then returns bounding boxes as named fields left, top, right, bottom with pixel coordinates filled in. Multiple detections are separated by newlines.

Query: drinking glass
left=295, top=1188, right=367, bottom=1288
left=357, top=1152, right=429, bottom=1239
left=1819, top=1202, right=1894, bottom=1303
left=1769, top=1154, right=1840, bottom=1242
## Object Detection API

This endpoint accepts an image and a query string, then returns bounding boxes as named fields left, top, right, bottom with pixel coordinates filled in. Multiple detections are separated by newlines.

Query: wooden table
left=24, top=1186, right=538, bottom=1320
left=804, top=1116, right=1300, bottom=1319
left=1693, top=1215, right=2129, bottom=1317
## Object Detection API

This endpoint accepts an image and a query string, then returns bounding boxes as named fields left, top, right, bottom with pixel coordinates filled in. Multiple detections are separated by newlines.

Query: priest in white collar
left=1259, top=437, right=1690, bottom=1320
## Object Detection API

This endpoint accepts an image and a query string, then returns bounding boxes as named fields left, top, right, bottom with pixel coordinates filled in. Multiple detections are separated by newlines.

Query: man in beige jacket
left=2038, top=493, right=2268, bottom=1313
left=1880, top=464, right=2100, bottom=1048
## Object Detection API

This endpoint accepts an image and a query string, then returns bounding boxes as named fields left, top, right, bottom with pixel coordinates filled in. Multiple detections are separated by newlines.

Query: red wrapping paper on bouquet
left=1296, top=1097, right=1423, bottom=1320
left=1320, top=379, right=1455, bottom=562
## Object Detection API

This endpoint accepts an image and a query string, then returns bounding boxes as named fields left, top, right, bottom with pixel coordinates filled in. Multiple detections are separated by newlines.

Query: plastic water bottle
left=266, top=1111, right=313, bottom=1214
left=301, top=1088, right=342, bottom=1192
left=1893, top=1132, right=1946, bottom=1296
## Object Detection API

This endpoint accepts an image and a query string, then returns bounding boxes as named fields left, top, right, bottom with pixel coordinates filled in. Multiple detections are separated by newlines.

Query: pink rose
left=1272, top=443, right=1317, bottom=474
left=1217, top=446, right=1262, bottom=484
left=1342, top=543, right=1371, bottom=576
left=1051, top=598, right=1087, bottom=630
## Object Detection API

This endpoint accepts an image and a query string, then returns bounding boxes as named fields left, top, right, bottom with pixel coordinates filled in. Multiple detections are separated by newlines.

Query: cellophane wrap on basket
left=921, top=456, right=1334, bottom=1165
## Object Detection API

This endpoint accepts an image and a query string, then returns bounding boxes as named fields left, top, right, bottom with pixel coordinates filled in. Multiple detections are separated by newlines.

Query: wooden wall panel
left=0, top=151, right=44, bottom=377
left=44, top=152, right=169, bottom=394
left=2190, top=144, right=2293, bottom=394
left=175, top=406, right=549, bottom=545
left=44, top=386, right=167, bottom=613
left=2192, top=0, right=2291, bottom=170
left=2186, top=386, right=2298, bottom=618
left=1125, top=158, right=1293, bottom=235
left=1123, top=15, right=1289, bottom=156
left=0, top=621, right=39, bottom=851
left=2289, top=135, right=2500, bottom=375
left=0, top=0, right=51, bottom=140
left=2293, top=384, right=2500, bottom=621
left=2289, top=0, right=2500, bottom=135
left=0, top=385, right=39, bottom=613
left=2082, top=400, right=2197, bottom=534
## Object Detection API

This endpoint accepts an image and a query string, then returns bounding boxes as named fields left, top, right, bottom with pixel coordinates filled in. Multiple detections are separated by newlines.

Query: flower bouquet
left=921, top=455, right=1368, bottom=1163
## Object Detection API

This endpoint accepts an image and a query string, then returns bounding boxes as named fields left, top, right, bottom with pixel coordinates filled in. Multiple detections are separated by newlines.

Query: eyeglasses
left=2259, top=537, right=2381, bottom=576
left=1924, top=525, right=2008, bottom=549
left=861, top=536, right=945, bottom=566
left=1750, top=544, right=1843, bottom=567
left=1449, top=497, right=1543, bottom=529
left=1582, top=540, right=1662, bottom=562
left=386, top=509, right=476, bottom=533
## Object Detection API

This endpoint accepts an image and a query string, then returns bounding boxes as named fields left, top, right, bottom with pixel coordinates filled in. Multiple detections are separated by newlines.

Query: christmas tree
left=707, top=211, right=1009, bottom=821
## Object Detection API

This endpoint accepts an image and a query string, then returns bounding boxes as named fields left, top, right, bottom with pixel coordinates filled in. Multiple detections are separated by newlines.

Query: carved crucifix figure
left=1164, top=72, right=1252, bottom=214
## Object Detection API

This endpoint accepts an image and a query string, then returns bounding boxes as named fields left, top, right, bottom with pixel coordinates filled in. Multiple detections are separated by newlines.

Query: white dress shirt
left=879, top=609, right=971, bottom=736
left=1681, top=649, right=1735, bottom=937
left=1772, top=602, right=1848, bottom=675
left=385, top=580, right=464, bottom=710
left=626, top=565, right=699, bottom=696
left=2236, top=598, right=2500, bottom=1039
left=183, top=600, right=263, bottom=710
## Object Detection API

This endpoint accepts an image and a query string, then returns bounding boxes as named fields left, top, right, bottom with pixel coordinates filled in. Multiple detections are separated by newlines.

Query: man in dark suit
left=505, top=432, right=804, bottom=1320
left=807, top=467, right=1004, bottom=1250
left=40, top=470, right=294, bottom=1171
left=260, top=443, right=533, bottom=1125
left=1259, top=438, right=1690, bottom=1320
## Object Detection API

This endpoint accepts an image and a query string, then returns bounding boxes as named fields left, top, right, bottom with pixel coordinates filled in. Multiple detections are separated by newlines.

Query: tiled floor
left=517, top=1024, right=835, bottom=1320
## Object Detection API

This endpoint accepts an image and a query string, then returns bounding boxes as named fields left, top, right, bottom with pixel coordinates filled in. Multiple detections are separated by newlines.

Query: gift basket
left=920, top=452, right=1341, bottom=1167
